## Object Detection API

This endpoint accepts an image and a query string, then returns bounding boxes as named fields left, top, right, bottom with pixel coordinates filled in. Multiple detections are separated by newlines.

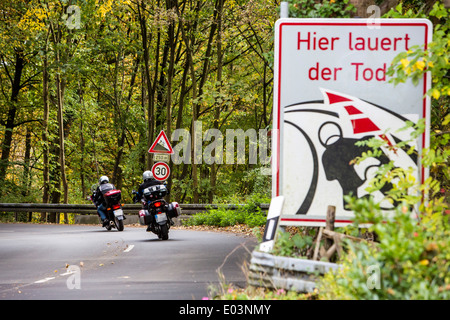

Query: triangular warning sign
left=148, top=130, right=173, bottom=154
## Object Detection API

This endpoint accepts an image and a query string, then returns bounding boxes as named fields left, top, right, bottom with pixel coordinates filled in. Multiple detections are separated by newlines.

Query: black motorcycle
left=133, top=184, right=180, bottom=240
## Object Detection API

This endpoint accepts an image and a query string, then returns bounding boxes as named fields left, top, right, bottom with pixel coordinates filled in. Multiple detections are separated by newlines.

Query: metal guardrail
left=248, top=250, right=340, bottom=293
left=0, top=203, right=269, bottom=215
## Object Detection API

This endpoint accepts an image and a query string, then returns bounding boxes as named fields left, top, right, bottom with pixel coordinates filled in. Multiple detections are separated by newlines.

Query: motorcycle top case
left=143, top=184, right=167, bottom=201
left=104, top=189, right=121, bottom=206
left=139, top=209, right=153, bottom=225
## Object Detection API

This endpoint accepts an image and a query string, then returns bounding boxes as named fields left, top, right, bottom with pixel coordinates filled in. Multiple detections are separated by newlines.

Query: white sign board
left=272, top=19, right=432, bottom=226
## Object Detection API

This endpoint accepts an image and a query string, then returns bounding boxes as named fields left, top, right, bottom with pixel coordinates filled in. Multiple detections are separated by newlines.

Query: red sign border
left=148, top=130, right=174, bottom=154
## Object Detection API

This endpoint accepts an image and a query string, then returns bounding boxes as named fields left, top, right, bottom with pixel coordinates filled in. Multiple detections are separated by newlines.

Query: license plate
left=114, top=209, right=123, bottom=218
left=156, top=212, right=167, bottom=222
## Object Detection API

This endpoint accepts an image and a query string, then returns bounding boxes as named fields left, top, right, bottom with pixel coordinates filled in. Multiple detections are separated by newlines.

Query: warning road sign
left=148, top=130, right=174, bottom=154
left=272, top=18, right=432, bottom=226
left=152, top=162, right=170, bottom=181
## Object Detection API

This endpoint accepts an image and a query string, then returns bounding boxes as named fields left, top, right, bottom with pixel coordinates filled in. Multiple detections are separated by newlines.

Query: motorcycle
left=90, top=184, right=125, bottom=231
left=133, top=184, right=180, bottom=240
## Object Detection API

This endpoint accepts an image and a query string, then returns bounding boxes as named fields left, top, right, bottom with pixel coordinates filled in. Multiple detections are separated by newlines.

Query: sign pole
left=280, top=2, right=289, bottom=18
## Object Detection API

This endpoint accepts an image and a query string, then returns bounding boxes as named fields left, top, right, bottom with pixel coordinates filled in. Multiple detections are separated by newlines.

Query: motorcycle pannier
left=139, top=209, right=153, bottom=225
left=167, top=202, right=181, bottom=218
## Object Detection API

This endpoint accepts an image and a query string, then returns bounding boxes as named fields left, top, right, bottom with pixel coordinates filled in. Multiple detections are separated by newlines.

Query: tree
left=0, top=0, right=284, bottom=209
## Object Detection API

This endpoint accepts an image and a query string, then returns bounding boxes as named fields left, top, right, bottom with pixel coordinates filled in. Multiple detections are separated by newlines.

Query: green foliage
left=386, top=2, right=449, bottom=100
left=271, top=228, right=314, bottom=258
left=0, top=0, right=277, bottom=208
left=183, top=193, right=269, bottom=228
left=317, top=196, right=450, bottom=300
left=285, top=0, right=356, bottom=18
left=386, top=1, right=450, bottom=197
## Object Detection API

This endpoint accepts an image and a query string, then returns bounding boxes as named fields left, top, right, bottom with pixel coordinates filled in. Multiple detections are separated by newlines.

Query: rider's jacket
left=93, top=183, right=115, bottom=206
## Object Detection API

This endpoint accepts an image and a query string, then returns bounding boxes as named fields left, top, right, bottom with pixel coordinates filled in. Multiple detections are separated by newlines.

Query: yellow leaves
left=400, top=58, right=426, bottom=75
left=419, top=259, right=429, bottom=266
left=443, top=114, right=450, bottom=126
left=413, top=60, right=425, bottom=71
left=18, top=6, right=47, bottom=33
left=400, top=58, right=414, bottom=75
left=98, top=0, right=114, bottom=18
left=386, top=288, right=395, bottom=295
left=400, top=58, right=410, bottom=68
left=431, top=88, right=441, bottom=100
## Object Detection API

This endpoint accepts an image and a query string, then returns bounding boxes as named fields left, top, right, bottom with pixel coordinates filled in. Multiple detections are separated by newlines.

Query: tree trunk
left=176, top=2, right=199, bottom=202
left=166, top=0, right=177, bottom=200
left=0, top=49, right=25, bottom=194
left=209, top=0, right=225, bottom=203
left=21, top=127, right=32, bottom=196
left=137, top=0, right=155, bottom=170
left=78, top=84, right=86, bottom=200
left=42, top=35, right=50, bottom=209
left=41, top=38, right=50, bottom=221
left=56, top=71, right=68, bottom=205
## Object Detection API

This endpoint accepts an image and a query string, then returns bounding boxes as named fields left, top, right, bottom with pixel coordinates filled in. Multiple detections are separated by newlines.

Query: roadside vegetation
left=206, top=1, right=450, bottom=300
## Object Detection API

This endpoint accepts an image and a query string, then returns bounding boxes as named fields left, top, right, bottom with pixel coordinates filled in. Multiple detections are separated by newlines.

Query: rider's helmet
left=99, top=176, right=109, bottom=185
left=143, top=170, right=153, bottom=182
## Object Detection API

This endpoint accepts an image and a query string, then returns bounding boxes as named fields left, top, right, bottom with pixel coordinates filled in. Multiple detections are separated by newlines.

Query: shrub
left=317, top=196, right=450, bottom=300
left=183, top=194, right=269, bottom=228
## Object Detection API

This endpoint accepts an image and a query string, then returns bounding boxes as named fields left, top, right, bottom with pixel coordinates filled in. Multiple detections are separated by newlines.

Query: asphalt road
left=0, top=223, right=257, bottom=300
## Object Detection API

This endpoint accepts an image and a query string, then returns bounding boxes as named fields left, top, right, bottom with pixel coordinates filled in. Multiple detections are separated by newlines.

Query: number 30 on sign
left=152, top=162, right=170, bottom=181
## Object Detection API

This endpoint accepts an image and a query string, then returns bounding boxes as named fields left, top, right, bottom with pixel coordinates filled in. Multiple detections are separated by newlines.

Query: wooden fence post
left=325, top=205, right=336, bottom=251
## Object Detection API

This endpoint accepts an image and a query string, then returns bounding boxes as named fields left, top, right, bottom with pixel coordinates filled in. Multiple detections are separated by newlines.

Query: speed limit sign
left=151, top=162, right=170, bottom=181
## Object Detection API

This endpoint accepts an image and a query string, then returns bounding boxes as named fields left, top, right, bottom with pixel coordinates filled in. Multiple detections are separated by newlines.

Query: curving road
left=0, top=223, right=257, bottom=300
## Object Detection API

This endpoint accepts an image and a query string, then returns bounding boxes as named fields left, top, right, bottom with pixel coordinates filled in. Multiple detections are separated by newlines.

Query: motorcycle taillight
left=153, top=201, right=162, bottom=208
left=112, top=204, right=121, bottom=210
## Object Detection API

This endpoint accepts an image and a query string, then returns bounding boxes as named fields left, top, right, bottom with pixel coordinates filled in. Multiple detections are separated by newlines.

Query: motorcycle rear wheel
left=160, top=224, right=169, bottom=240
left=115, top=218, right=124, bottom=231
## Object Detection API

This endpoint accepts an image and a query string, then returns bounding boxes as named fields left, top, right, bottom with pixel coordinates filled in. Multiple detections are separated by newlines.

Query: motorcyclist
left=133, top=170, right=161, bottom=203
left=133, top=171, right=164, bottom=232
left=93, top=176, right=115, bottom=227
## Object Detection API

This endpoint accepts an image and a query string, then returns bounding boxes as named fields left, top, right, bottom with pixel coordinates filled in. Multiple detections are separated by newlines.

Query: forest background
left=0, top=0, right=278, bottom=224
left=0, top=0, right=448, bottom=224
